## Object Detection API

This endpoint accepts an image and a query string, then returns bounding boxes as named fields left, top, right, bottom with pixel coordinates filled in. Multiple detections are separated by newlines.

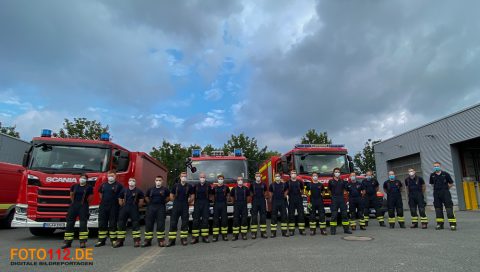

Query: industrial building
left=374, top=103, right=480, bottom=210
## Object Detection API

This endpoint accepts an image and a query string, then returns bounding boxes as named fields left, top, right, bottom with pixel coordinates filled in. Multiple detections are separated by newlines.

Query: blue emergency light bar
left=234, top=148, right=243, bottom=157
left=41, top=129, right=52, bottom=137
left=100, top=133, right=110, bottom=141
left=294, top=144, right=345, bottom=148
left=192, top=149, right=201, bottom=157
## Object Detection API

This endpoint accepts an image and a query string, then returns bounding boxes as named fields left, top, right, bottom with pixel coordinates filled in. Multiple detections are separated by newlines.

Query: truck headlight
left=15, top=205, right=27, bottom=215
left=27, top=174, right=41, bottom=186
left=89, top=207, right=99, bottom=216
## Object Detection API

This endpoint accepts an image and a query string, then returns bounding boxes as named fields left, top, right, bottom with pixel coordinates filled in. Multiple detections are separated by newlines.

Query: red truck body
left=0, top=162, right=25, bottom=227
left=259, top=144, right=355, bottom=215
left=10, top=131, right=167, bottom=235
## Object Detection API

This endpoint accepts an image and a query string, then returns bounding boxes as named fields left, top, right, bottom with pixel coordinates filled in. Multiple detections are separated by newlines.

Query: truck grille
left=36, top=187, right=71, bottom=214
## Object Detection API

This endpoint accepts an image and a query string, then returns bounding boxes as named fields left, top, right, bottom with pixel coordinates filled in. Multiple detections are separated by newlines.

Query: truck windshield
left=295, top=154, right=349, bottom=175
left=30, top=144, right=110, bottom=173
left=187, top=160, right=247, bottom=183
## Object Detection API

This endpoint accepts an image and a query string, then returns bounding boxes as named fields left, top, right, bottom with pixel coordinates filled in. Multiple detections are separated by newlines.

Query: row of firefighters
left=60, top=161, right=457, bottom=249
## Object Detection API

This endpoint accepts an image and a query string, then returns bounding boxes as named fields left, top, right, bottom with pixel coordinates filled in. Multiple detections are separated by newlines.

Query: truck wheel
left=0, top=210, right=15, bottom=228
left=29, top=228, right=56, bottom=236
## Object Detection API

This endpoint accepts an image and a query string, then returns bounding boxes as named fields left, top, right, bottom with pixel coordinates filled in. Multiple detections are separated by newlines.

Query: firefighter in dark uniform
left=114, top=178, right=145, bottom=248
left=211, top=174, right=230, bottom=242
left=230, top=176, right=250, bottom=240
left=306, top=172, right=327, bottom=236
left=287, top=170, right=306, bottom=236
left=142, top=176, right=170, bottom=247
left=269, top=173, right=289, bottom=238
left=362, top=170, right=385, bottom=227
left=250, top=172, right=268, bottom=239
left=191, top=172, right=212, bottom=244
left=168, top=172, right=193, bottom=246
left=328, top=168, right=352, bottom=235
left=95, top=170, right=124, bottom=247
left=430, top=162, right=457, bottom=230
left=346, top=172, right=366, bottom=231
left=405, top=168, right=428, bottom=229
left=61, top=173, right=93, bottom=249
left=383, top=171, right=405, bottom=229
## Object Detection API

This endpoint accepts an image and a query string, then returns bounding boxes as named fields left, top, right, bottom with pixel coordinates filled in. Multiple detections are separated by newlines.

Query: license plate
left=43, top=222, right=65, bottom=228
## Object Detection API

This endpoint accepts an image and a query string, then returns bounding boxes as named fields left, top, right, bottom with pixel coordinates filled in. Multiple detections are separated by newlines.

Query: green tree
left=202, top=144, right=215, bottom=155
left=354, top=139, right=381, bottom=174
left=300, top=129, right=332, bottom=144
left=0, top=123, right=20, bottom=138
left=222, top=133, right=269, bottom=180
left=58, top=118, right=109, bottom=140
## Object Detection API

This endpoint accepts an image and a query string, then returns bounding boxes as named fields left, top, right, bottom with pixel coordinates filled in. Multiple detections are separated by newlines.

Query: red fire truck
left=259, top=144, right=355, bottom=216
left=184, top=148, right=250, bottom=218
left=11, top=129, right=168, bottom=236
left=0, top=162, right=24, bottom=228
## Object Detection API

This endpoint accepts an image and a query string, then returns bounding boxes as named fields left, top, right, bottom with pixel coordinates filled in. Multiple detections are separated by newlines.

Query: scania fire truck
left=11, top=129, right=168, bottom=236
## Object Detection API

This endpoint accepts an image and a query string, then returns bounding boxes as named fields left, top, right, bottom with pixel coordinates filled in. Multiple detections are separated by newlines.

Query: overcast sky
left=1, top=0, right=479, bottom=154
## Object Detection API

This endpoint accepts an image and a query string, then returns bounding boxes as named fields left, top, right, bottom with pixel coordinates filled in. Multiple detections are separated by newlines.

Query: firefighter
left=383, top=171, right=405, bottom=228
left=114, top=178, right=145, bottom=248
left=211, top=174, right=230, bottom=242
left=405, top=168, right=428, bottom=229
left=230, top=176, right=250, bottom=240
left=430, top=162, right=457, bottom=231
left=328, top=168, right=352, bottom=235
left=191, top=172, right=212, bottom=244
left=362, top=170, right=385, bottom=227
left=250, top=172, right=268, bottom=239
left=269, top=173, right=289, bottom=238
left=142, top=176, right=170, bottom=247
left=287, top=170, right=306, bottom=236
left=346, top=172, right=366, bottom=231
left=95, top=170, right=124, bottom=247
left=306, top=172, right=327, bottom=236
left=61, top=173, right=93, bottom=249
left=167, top=172, right=193, bottom=246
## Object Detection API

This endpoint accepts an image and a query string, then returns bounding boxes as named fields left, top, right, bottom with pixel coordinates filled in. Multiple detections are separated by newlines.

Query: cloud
left=204, top=88, right=224, bottom=101
left=194, top=110, right=226, bottom=129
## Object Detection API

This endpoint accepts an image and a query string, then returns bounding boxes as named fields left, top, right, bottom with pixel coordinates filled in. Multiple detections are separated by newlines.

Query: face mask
left=350, top=176, right=356, bottom=182
left=434, top=166, right=441, bottom=172
left=181, top=177, right=187, bottom=183
left=389, top=175, right=395, bottom=180
left=312, top=176, right=318, bottom=183
left=366, top=175, right=372, bottom=180
left=291, top=174, right=297, bottom=179
left=275, top=177, right=281, bottom=183
left=334, top=172, right=340, bottom=178
left=218, top=179, right=224, bottom=185
left=409, top=171, right=415, bottom=177
left=128, top=180, right=136, bottom=187
left=255, top=177, right=261, bottom=183
left=155, top=180, right=162, bottom=187
left=237, top=180, right=243, bottom=187
left=79, top=178, right=87, bottom=185
left=200, top=178, right=206, bottom=184
left=108, top=176, right=115, bottom=183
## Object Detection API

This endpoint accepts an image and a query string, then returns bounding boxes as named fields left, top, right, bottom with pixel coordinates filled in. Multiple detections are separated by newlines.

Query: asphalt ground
left=1, top=210, right=479, bottom=272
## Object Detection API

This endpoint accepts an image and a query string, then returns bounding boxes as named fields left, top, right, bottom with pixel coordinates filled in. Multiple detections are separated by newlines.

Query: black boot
left=113, top=239, right=124, bottom=248
left=141, top=239, right=151, bottom=247
left=181, top=238, right=188, bottom=246
left=61, top=240, right=72, bottom=249
left=94, top=239, right=106, bottom=247
left=320, top=228, right=327, bottom=235
left=330, top=227, right=336, bottom=235
left=79, top=241, right=86, bottom=248
left=289, top=230, right=295, bottom=236
left=410, top=223, right=418, bottom=229
left=271, top=231, right=277, bottom=238
left=435, top=223, right=444, bottom=230
left=360, top=225, right=366, bottom=230
left=251, top=232, right=257, bottom=240
left=241, top=233, right=247, bottom=240
left=379, top=221, right=385, bottom=227
left=310, top=229, right=316, bottom=236
left=365, top=221, right=369, bottom=227
left=261, top=232, right=268, bottom=239
left=202, top=237, right=210, bottom=243
left=222, top=234, right=229, bottom=241
left=343, top=226, right=352, bottom=234
left=158, top=238, right=166, bottom=247
left=232, top=234, right=239, bottom=241
left=421, top=223, right=428, bottom=229
left=212, top=235, right=218, bottom=242
left=399, top=222, right=406, bottom=229
left=281, top=230, right=289, bottom=237
left=191, top=237, right=199, bottom=244
left=299, top=229, right=306, bottom=236
left=450, top=224, right=457, bottom=231
left=134, top=239, right=141, bottom=248
left=389, top=223, right=395, bottom=229
left=167, top=239, right=176, bottom=247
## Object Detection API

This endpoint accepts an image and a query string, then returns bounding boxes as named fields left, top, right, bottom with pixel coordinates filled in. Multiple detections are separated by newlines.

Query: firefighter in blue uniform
left=95, top=170, right=124, bottom=247
left=346, top=172, right=366, bottom=231
left=362, top=170, right=385, bottom=227
left=114, top=178, right=145, bottom=248
left=250, top=172, right=268, bottom=239
left=269, top=173, right=289, bottom=238
left=405, top=168, right=428, bottom=229
left=61, top=173, right=93, bottom=249
left=142, top=176, right=170, bottom=247
left=328, top=168, right=352, bottom=235
left=430, top=162, right=457, bottom=230
left=230, top=176, right=250, bottom=240
left=306, top=172, right=327, bottom=236
left=287, top=170, right=306, bottom=236
left=211, top=174, right=230, bottom=242
left=383, top=171, right=405, bottom=229
left=168, top=172, right=193, bottom=246
left=191, top=172, right=212, bottom=244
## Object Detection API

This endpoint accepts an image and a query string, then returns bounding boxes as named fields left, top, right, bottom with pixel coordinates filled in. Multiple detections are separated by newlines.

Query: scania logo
left=45, top=177, right=77, bottom=183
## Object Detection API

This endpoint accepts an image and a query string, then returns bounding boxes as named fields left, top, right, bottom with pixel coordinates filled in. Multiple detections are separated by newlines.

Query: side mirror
left=22, top=152, right=29, bottom=167
left=347, top=155, right=353, bottom=162
left=191, top=167, right=197, bottom=173
left=349, top=162, right=355, bottom=173
left=281, top=157, right=289, bottom=174
left=116, top=150, right=129, bottom=172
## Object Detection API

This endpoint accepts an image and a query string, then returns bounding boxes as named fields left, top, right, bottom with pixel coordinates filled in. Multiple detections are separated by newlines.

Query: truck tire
left=0, top=210, right=15, bottom=228
left=29, top=228, right=56, bottom=236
